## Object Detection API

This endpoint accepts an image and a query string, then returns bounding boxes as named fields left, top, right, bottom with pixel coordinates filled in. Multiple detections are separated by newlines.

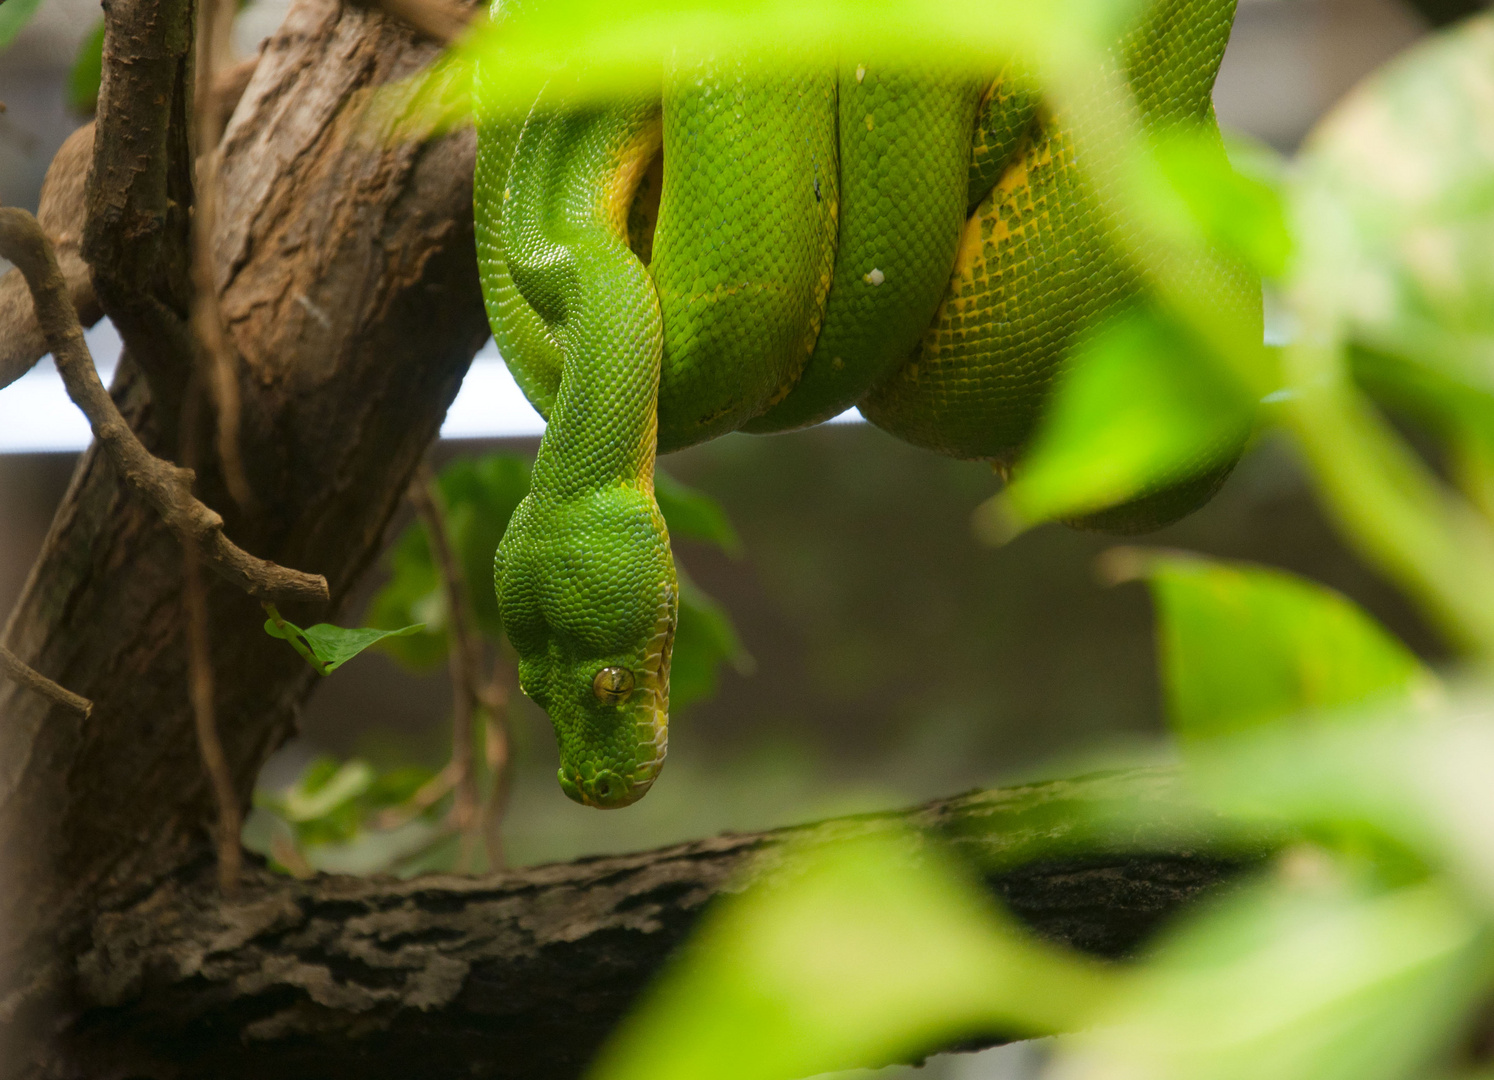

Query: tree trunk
left=0, top=0, right=488, bottom=1062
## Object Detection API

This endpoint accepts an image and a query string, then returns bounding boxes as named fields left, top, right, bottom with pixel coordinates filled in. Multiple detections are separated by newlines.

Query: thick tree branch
left=0, top=208, right=329, bottom=607
left=83, top=0, right=197, bottom=418
left=54, top=770, right=1252, bottom=1080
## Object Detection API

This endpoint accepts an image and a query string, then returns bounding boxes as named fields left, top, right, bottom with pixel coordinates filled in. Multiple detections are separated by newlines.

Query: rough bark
left=0, top=0, right=488, bottom=1063
left=55, top=770, right=1250, bottom=1080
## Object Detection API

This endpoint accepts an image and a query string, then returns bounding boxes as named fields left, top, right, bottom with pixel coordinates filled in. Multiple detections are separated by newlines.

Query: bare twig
left=183, top=519, right=243, bottom=894
left=409, top=464, right=487, bottom=868
left=0, top=207, right=330, bottom=607
left=190, top=0, right=254, bottom=509
left=0, top=643, right=92, bottom=717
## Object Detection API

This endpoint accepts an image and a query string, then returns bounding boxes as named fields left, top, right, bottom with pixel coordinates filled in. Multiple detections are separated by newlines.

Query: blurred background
left=0, top=2, right=1472, bottom=1072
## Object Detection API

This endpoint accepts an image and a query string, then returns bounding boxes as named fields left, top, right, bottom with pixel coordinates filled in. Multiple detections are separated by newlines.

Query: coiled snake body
left=475, top=0, right=1253, bottom=807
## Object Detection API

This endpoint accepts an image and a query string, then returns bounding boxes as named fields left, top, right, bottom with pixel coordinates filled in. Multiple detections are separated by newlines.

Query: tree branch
left=56, top=770, right=1253, bottom=1080
left=83, top=0, right=197, bottom=423
left=0, top=207, right=330, bottom=607
left=0, top=644, right=91, bottom=717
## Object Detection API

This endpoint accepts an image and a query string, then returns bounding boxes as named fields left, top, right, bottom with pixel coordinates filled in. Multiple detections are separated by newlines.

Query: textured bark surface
left=0, top=0, right=488, bottom=1064
left=57, top=770, right=1249, bottom=1080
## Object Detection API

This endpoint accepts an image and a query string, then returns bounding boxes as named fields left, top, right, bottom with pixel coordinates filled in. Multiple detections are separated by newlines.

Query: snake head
left=496, top=486, right=676, bottom=809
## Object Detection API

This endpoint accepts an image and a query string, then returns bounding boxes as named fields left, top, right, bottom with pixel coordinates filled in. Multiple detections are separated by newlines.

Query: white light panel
left=0, top=321, right=862, bottom=454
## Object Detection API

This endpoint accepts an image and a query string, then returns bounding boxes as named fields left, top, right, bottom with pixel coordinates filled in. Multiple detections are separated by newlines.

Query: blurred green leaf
left=1054, top=860, right=1490, bottom=1080
left=255, top=755, right=440, bottom=858
left=0, top=0, right=45, bottom=51
left=1119, top=552, right=1434, bottom=740
left=263, top=605, right=423, bottom=674
left=592, top=827, right=1111, bottom=1080
left=1273, top=16, right=1494, bottom=661
left=672, top=573, right=754, bottom=710
left=1293, top=16, right=1494, bottom=391
left=985, top=308, right=1254, bottom=533
left=460, top=0, right=1140, bottom=120
left=1151, top=127, right=1291, bottom=280
left=66, top=18, right=104, bottom=114
left=656, top=469, right=743, bottom=556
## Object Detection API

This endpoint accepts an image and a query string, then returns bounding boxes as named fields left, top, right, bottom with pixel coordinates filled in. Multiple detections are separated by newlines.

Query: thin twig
left=191, top=0, right=254, bottom=509
left=183, top=506, right=243, bottom=894
left=0, top=207, right=330, bottom=607
left=409, top=464, right=485, bottom=868
left=0, top=643, right=92, bottom=717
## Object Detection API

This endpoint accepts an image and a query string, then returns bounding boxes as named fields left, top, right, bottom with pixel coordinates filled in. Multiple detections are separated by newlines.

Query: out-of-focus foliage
left=594, top=829, right=1111, bottom=1080
left=1124, top=552, right=1434, bottom=740
left=991, top=308, right=1254, bottom=531
left=252, top=755, right=458, bottom=875
left=0, top=0, right=45, bottom=51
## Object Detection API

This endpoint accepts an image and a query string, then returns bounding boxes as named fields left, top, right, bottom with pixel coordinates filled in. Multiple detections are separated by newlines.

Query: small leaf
left=656, top=470, right=743, bottom=556
left=66, top=19, right=104, bottom=114
left=263, top=605, right=422, bottom=674
left=591, top=828, right=1111, bottom=1080
left=0, top=0, right=45, bottom=51
left=298, top=622, right=424, bottom=673
left=1114, top=552, right=1435, bottom=740
left=988, top=308, right=1254, bottom=532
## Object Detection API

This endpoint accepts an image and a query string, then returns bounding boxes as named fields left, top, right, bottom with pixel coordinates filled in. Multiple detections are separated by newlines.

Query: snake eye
left=592, top=666, right=635, bottom=704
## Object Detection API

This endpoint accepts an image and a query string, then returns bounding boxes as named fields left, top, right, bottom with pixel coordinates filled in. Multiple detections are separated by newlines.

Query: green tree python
left=474, top=0, right=1257, bottom=808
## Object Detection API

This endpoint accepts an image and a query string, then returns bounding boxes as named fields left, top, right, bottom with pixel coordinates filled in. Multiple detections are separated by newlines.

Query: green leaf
left=263, top=606, right=423, bottom=674
left=1054, top=862, right=1489, bottom=1080
left=671, top=573, right=754, bottom=711
left=0, top=0, right=45, bottom=51
left=460, top=0, right=1142, bottom=119
left=591, top=827, right=1111, bottom=1080
left=66, top=18, right=104, bottom=114
left=985, top=308, right=1254, bottom=534
left=1118, top=552, right=1434, bottom=740
left=1152, top=127, right=1291, bottom=280
left=656, top=469, right=743, bottom=556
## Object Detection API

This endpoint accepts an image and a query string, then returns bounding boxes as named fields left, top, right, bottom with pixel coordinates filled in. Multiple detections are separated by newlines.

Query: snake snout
left=559, top=766, right=649, bottom=809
